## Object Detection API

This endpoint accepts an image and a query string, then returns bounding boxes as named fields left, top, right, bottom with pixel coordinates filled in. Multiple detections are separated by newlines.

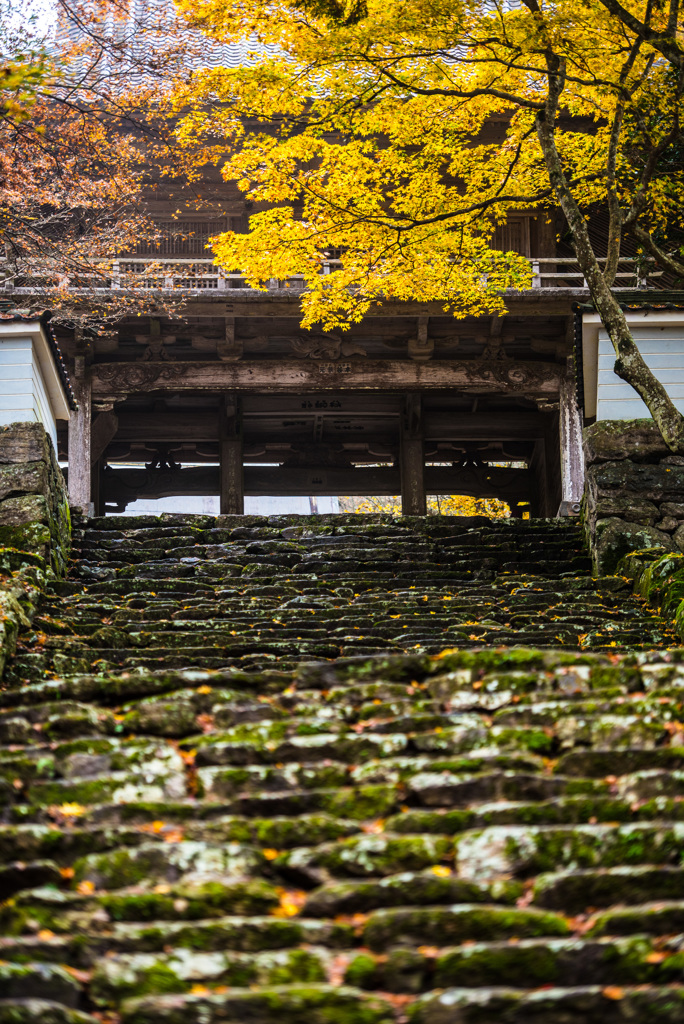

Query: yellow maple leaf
left=58, top=802, right=86, bottom=817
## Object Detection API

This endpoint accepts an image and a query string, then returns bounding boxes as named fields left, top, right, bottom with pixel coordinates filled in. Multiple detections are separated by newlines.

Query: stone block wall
left=0, top=422, right=71, bottom=676
left=584, top=419, right=684, bottom=577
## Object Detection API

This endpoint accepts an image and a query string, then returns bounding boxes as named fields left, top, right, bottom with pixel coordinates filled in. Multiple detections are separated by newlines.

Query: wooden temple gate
left=60, top=293, right=585, bottom=517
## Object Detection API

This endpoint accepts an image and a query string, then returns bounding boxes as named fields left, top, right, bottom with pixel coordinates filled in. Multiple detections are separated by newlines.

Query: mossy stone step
left=409, top=985, right=684, bottom=1023
left=118, top=986, right=394, bottom=1024
left=4, top=516, right=684, bottom=1019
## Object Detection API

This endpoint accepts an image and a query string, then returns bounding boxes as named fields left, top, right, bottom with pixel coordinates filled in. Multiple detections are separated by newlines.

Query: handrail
left=0, top=255, right=663, bottom=295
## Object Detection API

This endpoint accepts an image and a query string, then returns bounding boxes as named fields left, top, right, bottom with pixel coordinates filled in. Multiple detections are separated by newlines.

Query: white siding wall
left=0, top=337, right=58, bottom=447
left=597, top=327, right=684, bottom=421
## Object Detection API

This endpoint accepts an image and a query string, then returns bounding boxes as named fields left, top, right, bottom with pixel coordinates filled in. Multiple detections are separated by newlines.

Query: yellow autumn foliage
left=347, top=494, right=510, bottom=517
left=171, top=0, right=684, bottom=332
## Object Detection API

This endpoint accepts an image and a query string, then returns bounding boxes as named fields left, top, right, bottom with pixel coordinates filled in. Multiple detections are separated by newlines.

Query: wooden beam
left=220, top=394, right=244, bottom=514
left=180, top=297, right=576, bottom=319
left=108, top=409, right=547, bottom=447
left=91, top=359, right=562, bottom=399
left=558, top=358, right=585, bottom=506
left=67, top=367, right=92, bottom=513
left=90, top=411, right=119, bottom=465
left=101, top=464, right=533, bottom=504
left=401, top=394, right=426, bottom=515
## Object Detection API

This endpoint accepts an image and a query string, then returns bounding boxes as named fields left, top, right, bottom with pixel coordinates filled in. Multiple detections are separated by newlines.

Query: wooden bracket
left=217, top=317, right=244, bottom=361
left=408, top=316, right=434, bottom=362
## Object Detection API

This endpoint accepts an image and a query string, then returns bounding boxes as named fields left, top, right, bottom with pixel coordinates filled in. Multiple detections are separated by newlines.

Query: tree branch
left=597, top=0, right=684, bottom=67
left=632, top=223, right=684, bottom=278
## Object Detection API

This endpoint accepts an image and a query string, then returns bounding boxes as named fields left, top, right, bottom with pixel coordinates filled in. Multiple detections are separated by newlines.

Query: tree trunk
left=535, top=104, right=684, bottom=453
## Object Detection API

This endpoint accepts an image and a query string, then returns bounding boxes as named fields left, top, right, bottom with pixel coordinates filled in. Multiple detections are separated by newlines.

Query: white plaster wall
left=596, top=326, right=684, bottom=421
left=0, top=337, right=58, bottom=447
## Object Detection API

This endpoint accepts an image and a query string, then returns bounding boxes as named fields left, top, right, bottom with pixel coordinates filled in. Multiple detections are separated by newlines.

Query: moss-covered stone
left=119, top=986, right=394, bottom=1024
left=362, top=903, right=569, bottom=950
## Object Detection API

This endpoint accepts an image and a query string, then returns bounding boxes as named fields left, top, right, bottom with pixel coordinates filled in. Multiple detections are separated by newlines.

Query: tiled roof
left=57, top=3, right=279, bottom=80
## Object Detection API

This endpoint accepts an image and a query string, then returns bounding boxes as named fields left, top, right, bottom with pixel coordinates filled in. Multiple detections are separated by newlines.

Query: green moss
left=363, top=904, right=569, bottom=950
left=435, top=941, right=558, bottom=987
left=344, top=953, right=379, bottom=989
left=101, top=880, right=279, bottom=922
left=281, top=834, right=453, bottom=878
left=385, top=810, right=476, bottom=834
left=318, top=785, right=399, bottom=819
left=266, top=949, right=326, bottom=985
left=0, top=522, right=50, bottom=552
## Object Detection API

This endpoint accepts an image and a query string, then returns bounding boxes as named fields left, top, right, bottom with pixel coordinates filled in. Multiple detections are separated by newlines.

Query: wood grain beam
left=110, top=409, right=547, bottom=444
left=92, top=359, right=561, bottom=399
left=102, top=464, right=532, bottom=502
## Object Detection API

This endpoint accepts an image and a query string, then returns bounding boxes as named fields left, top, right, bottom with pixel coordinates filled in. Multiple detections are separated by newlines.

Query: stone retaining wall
left=0, top=422, right=71, bottom=676
left=583, top=419, right=684, bottom=576
left=583, top=417, right=684, bottom=643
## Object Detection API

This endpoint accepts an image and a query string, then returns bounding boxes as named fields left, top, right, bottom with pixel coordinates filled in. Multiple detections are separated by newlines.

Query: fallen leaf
left=328, top=953, right=351, bottom=986
left=63, top=965, right=92, bottom=983
left=361, top=819, right=385, bottom=834
left=163, top=829, right=184, bottom=844
left=602, top=986, right=625, bottom=1000
left=57, top=802, right=86, bottom=817
left=271, top=889, right=307, bottom=918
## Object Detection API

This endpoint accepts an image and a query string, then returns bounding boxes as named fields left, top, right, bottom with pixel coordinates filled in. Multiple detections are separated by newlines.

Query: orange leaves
left=602, top=986, right=625, bottom=1001
left=63, top=965, right=92, bottom=984
left=136, top=819, right=184, bottom=842
left=645, top=951, right=668, bottom=964
left=334, top=912, right=368, bottom=936
left=138, top=820, right=167, bottom=834
left=361, top=819, right=386, bottom=835
left=262, top=848, right=280, bottom=861
left=195, top=713, right=215, bottom=734
left=37, top=929, right=55, bottom=940
left=271, top=888, right=307, bottom=918
left=76, top=880, right=96, bottom=895
left=327, top=953, right=351, bottom=986
left=163, top=828, right=185, bottom=844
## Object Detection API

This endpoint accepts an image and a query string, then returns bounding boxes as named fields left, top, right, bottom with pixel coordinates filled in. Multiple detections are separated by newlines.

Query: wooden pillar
left=67, top=360, right=92, bottom=514
left=220, top=393, right=244, bottom=514
left=400, top=393, right=426, bottom=515
left=559, top=358, right=585, bottom=506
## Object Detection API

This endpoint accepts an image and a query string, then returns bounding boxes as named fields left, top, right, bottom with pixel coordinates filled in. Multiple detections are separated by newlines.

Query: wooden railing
left=0, top=255, right=663, bottom=295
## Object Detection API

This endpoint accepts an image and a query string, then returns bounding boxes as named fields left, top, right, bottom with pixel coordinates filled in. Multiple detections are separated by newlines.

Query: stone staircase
left=1, top=514, right=684, bottom=1023
left=5, top=514, right=675, bottom=684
